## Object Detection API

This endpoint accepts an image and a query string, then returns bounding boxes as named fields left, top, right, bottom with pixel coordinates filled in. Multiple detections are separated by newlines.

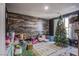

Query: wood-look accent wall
left=7, top=12, right=49, bottom=36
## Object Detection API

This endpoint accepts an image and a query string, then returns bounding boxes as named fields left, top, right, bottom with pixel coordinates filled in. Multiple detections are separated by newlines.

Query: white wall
left=0, top=3, right=6, bottom=55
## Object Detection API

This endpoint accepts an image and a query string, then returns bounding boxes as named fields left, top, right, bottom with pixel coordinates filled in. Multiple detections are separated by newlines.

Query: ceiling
left=6, top=3, right=79, bottom=19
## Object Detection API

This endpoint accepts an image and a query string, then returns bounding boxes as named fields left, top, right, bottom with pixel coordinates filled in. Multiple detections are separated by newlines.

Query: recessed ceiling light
left=44, top=6, right=48, bottom=10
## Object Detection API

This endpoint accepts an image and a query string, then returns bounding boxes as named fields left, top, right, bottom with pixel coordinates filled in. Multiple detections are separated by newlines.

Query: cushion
left=48, top=36, right=54, bottom=41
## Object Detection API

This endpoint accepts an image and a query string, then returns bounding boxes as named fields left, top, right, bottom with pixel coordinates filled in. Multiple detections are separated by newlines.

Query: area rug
left=32, top=42, right=69, bottom=56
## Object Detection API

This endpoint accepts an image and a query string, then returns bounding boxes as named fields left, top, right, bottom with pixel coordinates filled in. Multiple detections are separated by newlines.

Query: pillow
left=48, top=36, right=54, bottom=41
left=38, top=35, right=49, bottom=42
left=32, top=39, right=38, bottom=44
left=38, top=37, right=43, bottom=41
left=31, top=36, right=38, bottom=44
left=42, top=35, right=46, bottom=39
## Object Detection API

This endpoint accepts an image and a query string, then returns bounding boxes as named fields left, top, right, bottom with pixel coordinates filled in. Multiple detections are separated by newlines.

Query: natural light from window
left=65, top=17, right=69, bottom=28
left=64, top=17, right=69, bottom=38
